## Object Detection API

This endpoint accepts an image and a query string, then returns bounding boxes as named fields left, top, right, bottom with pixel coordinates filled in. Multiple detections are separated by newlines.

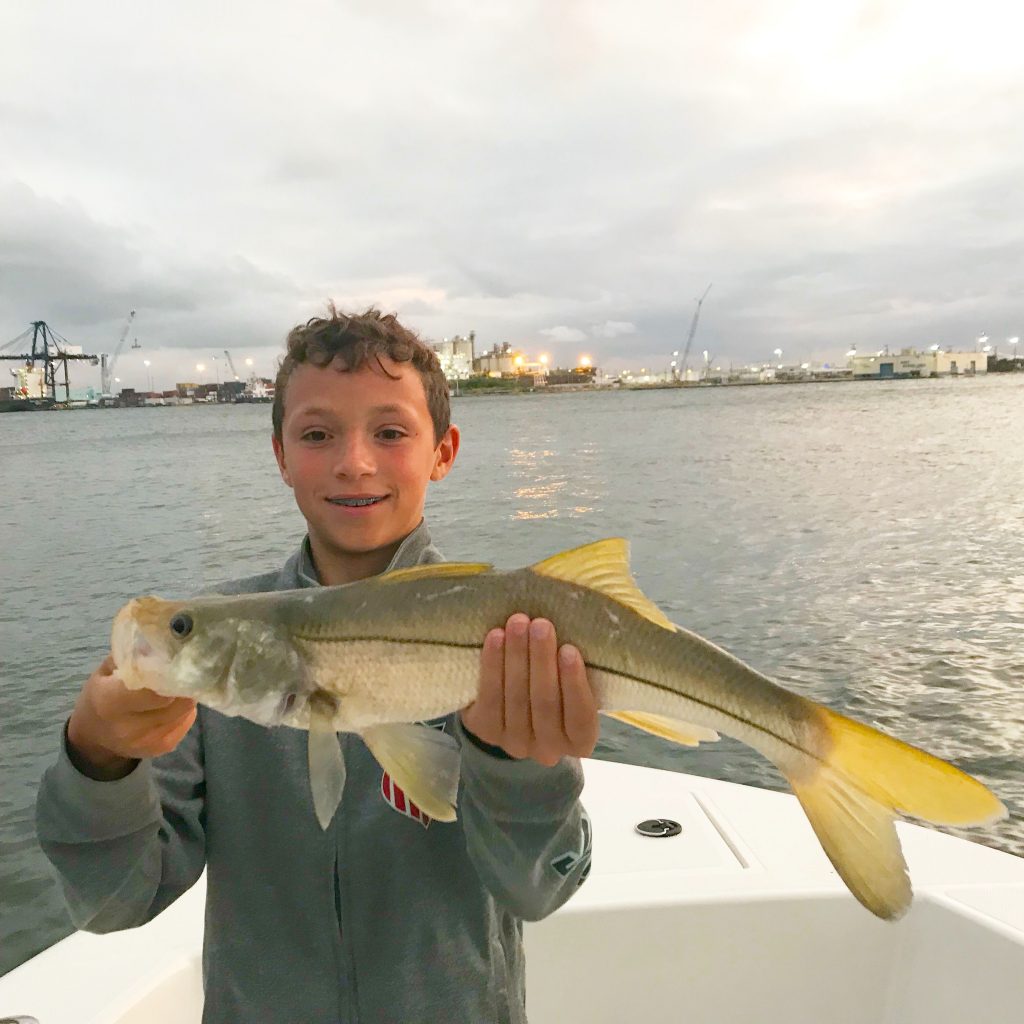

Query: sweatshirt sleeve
left=452, top=717, right=592, bottom=922
left=35, top=715, right=207, bottom=933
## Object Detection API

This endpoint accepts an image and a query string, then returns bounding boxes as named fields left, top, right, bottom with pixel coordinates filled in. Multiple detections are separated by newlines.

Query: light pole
left=144, top=359, right=153, bottom=393
left=1009, top=337, right=1019, bottom=365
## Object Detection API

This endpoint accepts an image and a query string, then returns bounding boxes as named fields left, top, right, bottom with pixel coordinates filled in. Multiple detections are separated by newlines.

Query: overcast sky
left=3, top=0, right=1023, bottom=389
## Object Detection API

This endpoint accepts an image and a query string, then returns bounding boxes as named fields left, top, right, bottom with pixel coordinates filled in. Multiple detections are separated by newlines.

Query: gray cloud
left=2, top=0, right=1023, bottom=384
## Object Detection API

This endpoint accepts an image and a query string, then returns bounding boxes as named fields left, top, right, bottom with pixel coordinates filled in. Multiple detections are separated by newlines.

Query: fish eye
left=169, top=613, right=194, bottom=638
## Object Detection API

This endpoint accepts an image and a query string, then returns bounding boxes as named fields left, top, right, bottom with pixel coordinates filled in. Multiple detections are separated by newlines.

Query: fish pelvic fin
left=530, top=538, right=676, bottom=631
left=603, top=710, right=719, bottom=747
left=379, top=562, right=492, bottom=583
left=308, top=727, right=347, bottom=830
left=362, top=723, right=462, bottom=822
left=786, top=706, right=1007, bottom=920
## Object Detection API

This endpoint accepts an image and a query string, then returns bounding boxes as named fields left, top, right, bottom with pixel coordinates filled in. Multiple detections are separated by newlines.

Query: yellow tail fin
left=786, top=706, right=1007, bottom=920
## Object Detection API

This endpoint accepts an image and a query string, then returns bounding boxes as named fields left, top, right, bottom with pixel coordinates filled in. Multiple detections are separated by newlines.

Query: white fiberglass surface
left=524, top=892, right=1024, bottom=1024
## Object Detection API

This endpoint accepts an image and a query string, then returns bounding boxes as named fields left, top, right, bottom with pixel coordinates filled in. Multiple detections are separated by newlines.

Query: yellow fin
left=379, top=561, right=492, bottom=584
left=603, top=711, right=719, bottom=747
left=818, top=707, right=1007, bottom=827
left=785, top=706, right=1007, bottom=919
left=789, top=767, right=912, bottom=920
left=361, top=723, right=461, bottom=822
left=530, top=539, right=676, bottom=631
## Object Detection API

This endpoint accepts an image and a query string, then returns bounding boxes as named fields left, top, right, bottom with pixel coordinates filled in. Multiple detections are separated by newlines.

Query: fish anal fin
left=308, top=727, right=347, bottom=830
left=362, top=723, right=461, bottom=822
left=530, top=539, right=676, bottom=631
left=379, top=562, right=492, bottom=584
left=603, top=710, right=718, bottom=747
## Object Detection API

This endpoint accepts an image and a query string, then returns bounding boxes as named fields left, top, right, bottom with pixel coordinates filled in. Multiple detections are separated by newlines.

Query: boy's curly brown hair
left=272, top=305, right=450, bottom=444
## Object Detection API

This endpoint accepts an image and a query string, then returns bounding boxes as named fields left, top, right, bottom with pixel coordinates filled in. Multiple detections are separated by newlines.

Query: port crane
left=0, top=321, right=99, bottom=403
left=679, top=284, right=712, bottom=382
left=223, top=350, right=240, bottom=380
left=100, top=310, right=137, bottom=397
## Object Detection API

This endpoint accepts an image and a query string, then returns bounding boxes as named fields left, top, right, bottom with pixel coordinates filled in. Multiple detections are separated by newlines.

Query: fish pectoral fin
left=530, top=539, right=676, bottom=631
left=362, top=724, right=461, bottom=822
left=308, top=727, right=347, bottom=830
left=603, top=710, right=719, bottom=747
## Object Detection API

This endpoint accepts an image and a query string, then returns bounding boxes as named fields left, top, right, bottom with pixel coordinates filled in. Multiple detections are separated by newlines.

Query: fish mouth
left=111, top=597, right=179, bottom=690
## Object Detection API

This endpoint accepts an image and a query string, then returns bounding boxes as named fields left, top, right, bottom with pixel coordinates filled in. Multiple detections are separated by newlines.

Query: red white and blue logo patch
left=379, top=718, right=448, bottom=828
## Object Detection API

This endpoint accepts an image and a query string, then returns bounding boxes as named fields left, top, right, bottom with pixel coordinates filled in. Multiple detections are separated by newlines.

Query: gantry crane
left=0, top=321, right=99, bottom=403
left=223, top=350, right=240, bottom=380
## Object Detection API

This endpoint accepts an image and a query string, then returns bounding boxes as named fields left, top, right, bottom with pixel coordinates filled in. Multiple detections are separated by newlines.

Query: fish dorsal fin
left=530, top=539, right=676, bottom=631
left=379, top=561, right=492, bottom=584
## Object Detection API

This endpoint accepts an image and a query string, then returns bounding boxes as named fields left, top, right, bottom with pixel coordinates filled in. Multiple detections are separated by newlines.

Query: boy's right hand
left=66, top=654, right=197, bottom=781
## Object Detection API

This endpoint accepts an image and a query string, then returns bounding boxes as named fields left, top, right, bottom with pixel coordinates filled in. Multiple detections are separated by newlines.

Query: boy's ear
left=272, top=434, right=293, bottom=488
left=430, top=425, right=460, bottom=482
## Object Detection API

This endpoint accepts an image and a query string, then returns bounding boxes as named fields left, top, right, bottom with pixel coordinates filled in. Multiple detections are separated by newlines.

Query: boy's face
left=272, top=358, right=459, bottom=584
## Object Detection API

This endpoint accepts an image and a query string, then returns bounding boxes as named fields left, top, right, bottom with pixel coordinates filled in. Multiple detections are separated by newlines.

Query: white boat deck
left=3, top=759, right=1023, bottom=1023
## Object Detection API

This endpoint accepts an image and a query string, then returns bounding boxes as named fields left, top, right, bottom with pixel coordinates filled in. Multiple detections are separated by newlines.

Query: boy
left=36, top=307, right=599, bottom=1023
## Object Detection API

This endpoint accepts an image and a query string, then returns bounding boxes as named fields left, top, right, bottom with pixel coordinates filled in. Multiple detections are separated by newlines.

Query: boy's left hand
left=461, top=614, right=600, bottom=767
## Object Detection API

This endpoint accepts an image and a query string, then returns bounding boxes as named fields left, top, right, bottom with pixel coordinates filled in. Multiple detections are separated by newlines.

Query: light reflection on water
left=2, top=374, right=1023, bottom=975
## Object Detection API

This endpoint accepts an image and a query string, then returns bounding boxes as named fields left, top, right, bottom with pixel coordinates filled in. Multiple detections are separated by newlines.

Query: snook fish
left=111, top=538, right=1006, bottom=919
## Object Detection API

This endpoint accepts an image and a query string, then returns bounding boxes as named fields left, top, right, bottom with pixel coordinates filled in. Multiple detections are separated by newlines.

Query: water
left=2, top=375, right=1023, bottom=975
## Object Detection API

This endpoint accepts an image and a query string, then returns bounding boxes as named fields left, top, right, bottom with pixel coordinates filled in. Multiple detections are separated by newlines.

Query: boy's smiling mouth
left=327, top=495, right=388, bottom=507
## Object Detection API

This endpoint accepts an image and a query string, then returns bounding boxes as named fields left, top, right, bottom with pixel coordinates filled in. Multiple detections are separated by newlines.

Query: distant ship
left=0, top=396, right=55, bottom=413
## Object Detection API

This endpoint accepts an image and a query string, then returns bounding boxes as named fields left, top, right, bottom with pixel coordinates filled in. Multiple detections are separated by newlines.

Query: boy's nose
left=332, top=438, right=376, bottom=477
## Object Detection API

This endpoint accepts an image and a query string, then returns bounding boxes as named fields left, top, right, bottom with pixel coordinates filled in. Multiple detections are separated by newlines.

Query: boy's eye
left=377, top=428, right=406, bottom=441
left=301, top=429, right=329, bottom=442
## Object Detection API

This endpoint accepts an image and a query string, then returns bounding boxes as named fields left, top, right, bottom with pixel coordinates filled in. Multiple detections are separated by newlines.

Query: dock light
left=930, top=344, right=940, bottom=351
left=580, top=355, right=592, bottom=367
left=197, top=363, right=206, bottom=373
left=1009, top=337, right=1020, bottom=348
left=983, top=345, right=992, bottom=354
left=540, top=354, right=549, bottom=365
left=801, top=362, right=810, bottom=370
left=513, top=355, right=524, bottom=367
left=846, top=349, right=857, bottom=357
left=773, top=348, right=782, bottom=358
left=670, top=360, right=677, bottom=367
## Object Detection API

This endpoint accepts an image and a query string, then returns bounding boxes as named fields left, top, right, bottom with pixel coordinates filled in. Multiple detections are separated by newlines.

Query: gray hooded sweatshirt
left=36, top=523, right=592, bottom=1023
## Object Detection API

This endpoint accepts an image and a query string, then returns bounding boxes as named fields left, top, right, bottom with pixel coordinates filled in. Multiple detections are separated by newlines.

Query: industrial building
left=433, top=333, right=476, bottom=379
left=850, top=349, right=988, bottom=379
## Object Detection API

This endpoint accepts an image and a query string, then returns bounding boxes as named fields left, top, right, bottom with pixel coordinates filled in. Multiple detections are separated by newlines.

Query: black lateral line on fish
left=291, top=633, right=815, bottom=761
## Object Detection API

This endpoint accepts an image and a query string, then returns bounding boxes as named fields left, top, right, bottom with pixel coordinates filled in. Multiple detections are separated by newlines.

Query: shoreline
left=2, top=369, right=1020, bottom=412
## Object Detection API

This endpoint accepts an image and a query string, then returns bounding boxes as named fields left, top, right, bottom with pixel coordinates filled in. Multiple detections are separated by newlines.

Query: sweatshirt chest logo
left=379, top=718, right=447, bottom=828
